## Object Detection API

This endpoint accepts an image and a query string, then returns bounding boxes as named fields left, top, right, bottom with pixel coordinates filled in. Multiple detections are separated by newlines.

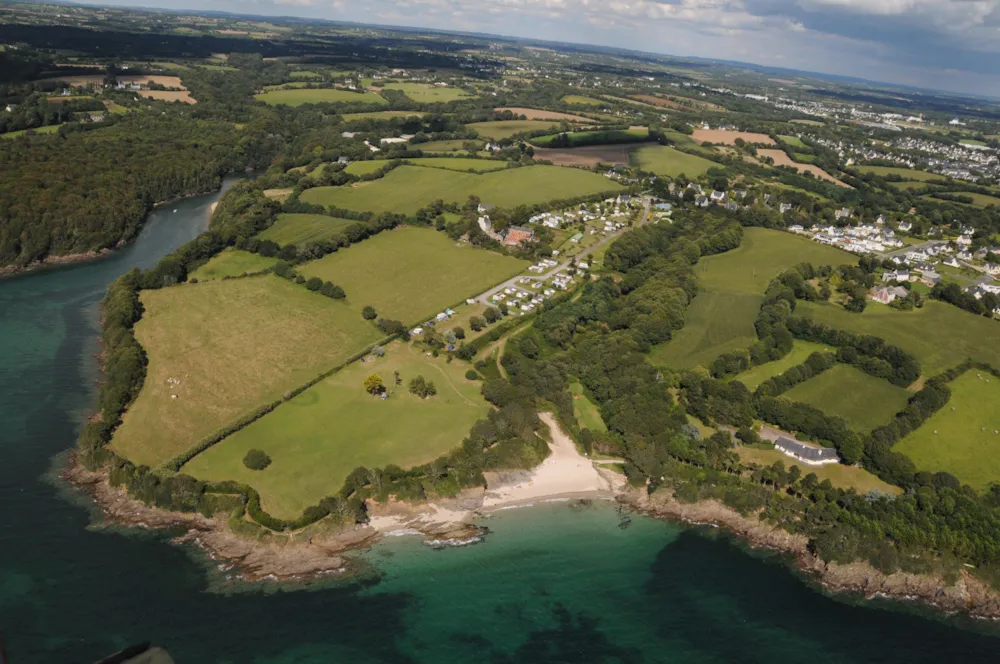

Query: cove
left=1, top=179, right=999, bottom=663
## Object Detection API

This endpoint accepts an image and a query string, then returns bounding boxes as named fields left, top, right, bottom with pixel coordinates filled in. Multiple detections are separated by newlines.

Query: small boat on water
left=173, top=209, right=177, bottom=213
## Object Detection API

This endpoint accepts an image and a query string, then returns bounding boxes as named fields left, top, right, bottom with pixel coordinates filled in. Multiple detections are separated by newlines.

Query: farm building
left=774, top=437, right=840, bottom=466
left=502, top=226, right=535, bottom=247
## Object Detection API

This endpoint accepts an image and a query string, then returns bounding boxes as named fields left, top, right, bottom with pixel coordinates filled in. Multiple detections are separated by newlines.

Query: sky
left=82, top=0, right=1000, bottom=96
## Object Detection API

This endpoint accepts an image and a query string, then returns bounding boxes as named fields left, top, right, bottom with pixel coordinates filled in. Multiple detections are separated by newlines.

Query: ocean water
left=1, top=182, right=999, bottom=663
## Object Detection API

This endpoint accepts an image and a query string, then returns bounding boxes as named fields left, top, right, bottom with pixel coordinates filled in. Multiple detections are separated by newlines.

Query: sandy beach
left=368, top=413, right=625, bottom=536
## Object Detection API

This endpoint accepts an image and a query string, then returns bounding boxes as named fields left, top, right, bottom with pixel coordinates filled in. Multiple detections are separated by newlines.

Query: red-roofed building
left=501, top=225, right=535, bottom=247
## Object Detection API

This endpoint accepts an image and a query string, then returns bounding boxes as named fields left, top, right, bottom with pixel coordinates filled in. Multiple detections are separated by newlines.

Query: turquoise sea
left=1, top=179, right=999, bottom=662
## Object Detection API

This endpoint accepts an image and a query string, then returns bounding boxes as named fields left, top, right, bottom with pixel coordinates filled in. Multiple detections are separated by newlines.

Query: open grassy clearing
left=465, top=120, right=562, bottom=140
left=289, top=70, right=321, bottom=79
left=254, top=89, right=387, bottom=107
left=257, top=214, right=358, bottom=246
left=895, top=371, right=1000, bottom=489
left=341, top=110, right=427, bottom=121
left=792, top=153, right=816, bottom=163
left=381, top=82, right=472, bottom=103
left=737, top=446, right=901, bottom=495
left=494, top=107, right=594, bottom=122
left=783, top=364, right=911, bottom=432
left=692, top=129, right=775, bottom=145
left=562, top=95, right=605, bottom=107
left=0, top=124, right=61, bottom=139
left=300, top=227, right=528, bottom=323
left=189, top=249, right=278, bottom=281
left=344, top=161, right=391, bottom=176
left=960, top=138, right=988, bottom=146
left=571, top=382, right=607, bottom=432
left=529, top=128, right=648, bottom=148
left=886, top=180, right=935, bottom=191
left=532, top=145, right=631, bottom=168
left=795, top=300, right=1000, bottom=377
left=856, top=165, right=949, bottom=182
left=301, top=165, right=620, bottom=215
left=183, top=341, right=488, bottom=518
left=404, top=157, right=508, bottom=172
left=729, top=341, right=831, bottom=390
left=790, top=119, right=826, bottom=126
left=111, top=275, right=382, bottom=467
left=629, top=145, right=717, bottom=178
left=778, top=135, right=807, bottom=148
left=930, top=192, right=1000, bottom=208
left=649, top=229, right=853, bottom=370
left=765, top=181, right=831, bottom=202
left=415, top=139, right=473, bottom=152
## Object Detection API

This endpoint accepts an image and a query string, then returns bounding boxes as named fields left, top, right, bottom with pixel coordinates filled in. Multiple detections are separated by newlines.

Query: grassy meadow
left=529, top=128, right=648, bottom=148
left=650, top=228, right=853, bottom=370
left=737, top=447, right=901, bottom=495
left=729, top=341, right=831, bottom=390
left=571, top=382, right=607, bottom=432
left=416, top=139, right=473, bottom=153
left=795, top=300, right=1000, bottom=377
left=183, top=342, right=489, bottom=519
left=189, top=249, right=278, bottom=281
left=629, top=145, right=717, bottom=178
left=256, top=214, right=359, bottom=246
left=783, top=364, right=911, bottom=432
left=345, top=161, right=391, bottom=176
left=930, top=192, right=1000, bottom=208
left=255, top=89, right=387, bottom=107
left=301, top=165, right=620, bottom=214
left=341, top=110, right=427, bottom=121
left=1, top=124, right=62, bottom=139
left=856, top=165, right=949, bottom=183
left=778, top=135, right=807, bottom=148
left=465, top=120, right=562, bottom=140
left=110, top=275, right=381, bottom=467
left=403, top=157, right=508, bottom=172
left=381, top=83, right=471, bottom=102
left=895, top=371, right=1000, bottom=489
left=562, top=95, right=605, bottom=107
left=299, top=227, right=528, bottom=323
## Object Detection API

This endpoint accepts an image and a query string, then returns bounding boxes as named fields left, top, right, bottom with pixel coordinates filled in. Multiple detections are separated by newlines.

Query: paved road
left=475, top=197, right=654, bottom=307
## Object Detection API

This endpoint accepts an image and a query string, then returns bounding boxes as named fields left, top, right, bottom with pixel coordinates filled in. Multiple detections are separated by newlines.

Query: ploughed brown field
left=532, top=144, right=631, bottom=167
left=138, top=90, right=196, bottom=104
left=691, top=129, right=776, bottom=145
left=494, top=107, right=594, bottom=122
left=757, top=149, right=854, bottom=188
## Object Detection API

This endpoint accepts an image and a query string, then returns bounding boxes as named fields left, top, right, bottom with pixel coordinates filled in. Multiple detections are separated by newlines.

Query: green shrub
left=243, top=449, right=272, bottom=470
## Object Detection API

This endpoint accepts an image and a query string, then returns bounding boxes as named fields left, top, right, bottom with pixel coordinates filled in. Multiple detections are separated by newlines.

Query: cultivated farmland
left=629, top=144, right=717, bottom=178
left=466, top=120, right=563, bottom=140
left=256, top=213, right=359, bottom=246
left=183, top=341, right=489, bottom=519
left=895, top=371, right=1000, bottom=489
left=532, top=145, right=631, bottom=167
left=650, top=228, right=854, bottom=370
left=301, top=165, right=620, bottom=214
left=299, top=227, right=528, bottom=323
left=381, top=82, right=472, bottom=102
left=494, top=107, right=594, bottom=122
left=783, top=364, right=911, bottom=432
left=758, top=149, right=852, bottom=187
left=189, top=249, right=278, bottom=281
left=110, top=275, right=382, bottom=467
left=254, top=89, right=387, bottom=107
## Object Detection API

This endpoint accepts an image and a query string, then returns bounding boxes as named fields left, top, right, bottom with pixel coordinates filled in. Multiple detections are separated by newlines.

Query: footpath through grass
left=299, top=227, right=528, bottom=324
left=183, top=342, right=489, bottom=519
left=783, top=364, right=911, bottom=432
left=189, top=249, right=278, bottom=281
left=257, top=213, right=358, bottom=246
left=301, top=164, right=620, bottom=215
left=111, top=275, right=382, bottom=467
left=896, top=371, right=1000, bottom=489
left=650, top=228, right=853, bottom=370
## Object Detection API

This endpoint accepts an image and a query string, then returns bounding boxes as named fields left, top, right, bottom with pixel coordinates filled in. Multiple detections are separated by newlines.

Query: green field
left=1, top=124, right=61, bottom=140
left=183, top=341, right=489, bottom=518
left=405, top=157, right=508, bottom=172
left=737, top=446, right=901, bottom=495
left=111, top=275, right=381, bottom=467
left=960, top=138, right=987, bottom=147
left=856, top=165, right=948, bottom=182
left=189, top=249, right=278, bottom=281
left=465, top=120, right=562, bottom=140
left=729, top=341, right=831, bottom=390
left=254, top=89, right=387, bottom=107
left=571, top=382, right=607, bottom=432
left=381, top=82, right=472, bottom=103
left=650, top=228, right=854, bottom=370
left=257, top=214, right=358, bottom=246
left=783, top=364, right=911, bottom=432
left=345, top=161, right=392, bottom=176
left=562, top=95, right=605, bottom=107
left=792, top=153, right=816, bottom=163
left=886, top=180, right=934, bottom=191
left=796, top=300, right=1000, bottom=377
left=289, top=70, right=321, bottom=79
left=299, top=227, right=528, bottom=323
left=895, top=371, right=1000, bottom=489
left=415, top=139, right=474, bottom=153
left=341, top=111, right=427, bottom=121
left=529, top=128, right=648, bottom=148
left=301, top=164, right=620, bottom=214
left=629, top=145, right=717, bottom=178
left=931, top=192, right=1000, bottom=208
left=778, top=135, right=807, bottom=148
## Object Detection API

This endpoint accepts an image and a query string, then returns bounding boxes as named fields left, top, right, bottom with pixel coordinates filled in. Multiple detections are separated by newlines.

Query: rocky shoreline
left=0, top=246, right=120, bottom=277
left=623, top=488, right=1000, bottom=621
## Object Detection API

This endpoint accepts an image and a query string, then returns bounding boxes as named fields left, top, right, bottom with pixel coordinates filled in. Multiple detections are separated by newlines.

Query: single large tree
left=364, top=373, right=385, bottom=396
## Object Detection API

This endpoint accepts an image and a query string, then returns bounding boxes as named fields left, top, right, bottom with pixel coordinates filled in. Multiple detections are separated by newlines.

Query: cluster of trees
left=0, top=93, right=105, bottom=134
left=932, top=281, right=1000, bottom=318
left=408, top=376, right=438, bottom=399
